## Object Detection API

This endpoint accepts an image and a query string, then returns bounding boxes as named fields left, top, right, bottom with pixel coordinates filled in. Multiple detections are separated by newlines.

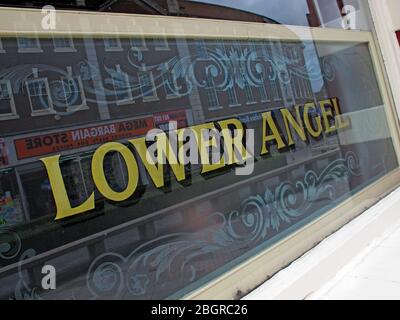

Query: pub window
left=138, top=66, right=158, bottom=102
left=104, top=37, right=123, bottom=52
left=163, top=63, right=179, bottom=99
left=130, top=36, right=147, bottom=51
left=26, top=77, right=54, bottom=116
left=2, top=0, right=400, bottom=302
left=17, top=36, right=42, bottom=53
left=53, top=37, right=76, bottom=52
left=205, top=74, right=221, bottom=110
left=0, top=80, right=18, bottom=119
left=113, top=64, right=133, bottom=104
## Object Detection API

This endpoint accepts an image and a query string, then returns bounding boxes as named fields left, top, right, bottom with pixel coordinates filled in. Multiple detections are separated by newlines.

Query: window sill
left=18, top=48, right=43, bottom=53
left=155, top=47, right=170, bottom=51
left=228, top=104, right=242, bottom=108
left=246, top=102, right=257, bottom=106
left=0, top=114, right=19, bottom=120
left=131, top=47, right=148, bottom=51
left=166, top=94, right=181, bottom=100
left=143, top=97, right=159, bottom=103
left=116, top=100, right=135, bottom=106
left=104, top=47, right=124, bottom=52
left=66, top=105, right=90, bottom=112
left=208, top=106, right=223, bottom=111
left=30, top=110, right=56, bottom=117
left=54, top=48, right=77, bottom=53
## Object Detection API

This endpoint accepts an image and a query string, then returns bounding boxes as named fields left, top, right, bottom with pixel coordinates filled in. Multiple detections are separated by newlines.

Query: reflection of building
left=0, top=0, right=278, bottom=22
left=0, top=0, right=321, bottom=229
left=0, top=24, right=330, bottom=226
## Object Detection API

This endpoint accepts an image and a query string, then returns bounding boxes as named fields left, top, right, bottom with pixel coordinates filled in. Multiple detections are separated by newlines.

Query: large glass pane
left=0, top=1, right=398, bottom=300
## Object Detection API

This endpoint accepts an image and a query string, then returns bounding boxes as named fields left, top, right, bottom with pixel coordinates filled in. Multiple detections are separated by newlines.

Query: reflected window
left=53, top=37, right=76, bottom=52
left=195, top=40, right=208, bottom=58
left=163, top=63, right=179, bottom=99
left=153, top=35, right=169, bottom=51
left=205, top=74, right=220, bottom=110
left=26, top=78, right=54, bottom=115
left=130, top=36, right=147, bottom=51
left=17, top=37, right=42, bottom=53
left=0, top=80, right=17, bottom=118
left=258, top=82, right=269, bottom=102
left=227, top=86, right=239, bottom=107
left=138, top=66, right=158, bottom=102
left=113, top=64, right=133, bottom=104
left=104, top=37, right=122, bottom=52
left=59, top=75, right=86, bottom=108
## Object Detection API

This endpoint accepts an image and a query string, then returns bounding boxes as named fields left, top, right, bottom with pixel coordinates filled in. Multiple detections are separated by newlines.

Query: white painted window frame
left=26, top=77, right=55, bottom=116
left=53, top=36, right=77, bottom=53
left=0, top=79, right=18, bottom=120
left=138, top=64, right=158, bottom=102
left=17, top=36, right=42, bottom=53
left=59, top=70, right=88, bottom=111
left=112, top=64, right=134, bottom=105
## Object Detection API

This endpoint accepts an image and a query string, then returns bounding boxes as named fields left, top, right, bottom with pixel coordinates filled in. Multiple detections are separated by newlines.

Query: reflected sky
left=191, top=0, right=311, bottom=26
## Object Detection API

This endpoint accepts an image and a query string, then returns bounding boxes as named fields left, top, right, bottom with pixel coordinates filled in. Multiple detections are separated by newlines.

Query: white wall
left=369, top=0, right=400, bottom=119
left=386, top=0, right=400, bottom=31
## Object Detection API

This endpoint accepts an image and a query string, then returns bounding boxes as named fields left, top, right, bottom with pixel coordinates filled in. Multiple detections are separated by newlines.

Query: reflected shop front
left=0, top=0, right=400, bottom=300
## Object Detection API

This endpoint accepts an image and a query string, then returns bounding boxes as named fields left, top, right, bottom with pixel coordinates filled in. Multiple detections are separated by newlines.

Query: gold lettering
left=303, top=103, right=323, bottom=139
left=217, top=118, right=250, bottom=165
left=319, top=99, right=337, bottom=134
left=91, top=142, right=139, bottom=201
left=280, top=106, right=307, bottom=146
left=130, top=133, right=185, bottom=188
left=40, top=155, right=95, bottom=220
left=261, top=111, right=286, bottom=155
left=191, top=122, right=225, bottom=173
left=332, top=97, right=350, bottom=129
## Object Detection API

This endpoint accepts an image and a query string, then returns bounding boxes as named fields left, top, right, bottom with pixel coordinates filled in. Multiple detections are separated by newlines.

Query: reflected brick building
left=0, top=1, right=324, bottom=225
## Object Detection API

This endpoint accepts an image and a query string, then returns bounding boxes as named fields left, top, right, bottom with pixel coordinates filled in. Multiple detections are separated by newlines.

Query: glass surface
left=0, top=1, right=398, bottom=300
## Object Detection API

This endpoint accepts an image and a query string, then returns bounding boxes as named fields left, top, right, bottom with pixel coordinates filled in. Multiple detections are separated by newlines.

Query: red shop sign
left=154, top=109, right=188, bottom=131
left=14, top=117, right=154, bottom=160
